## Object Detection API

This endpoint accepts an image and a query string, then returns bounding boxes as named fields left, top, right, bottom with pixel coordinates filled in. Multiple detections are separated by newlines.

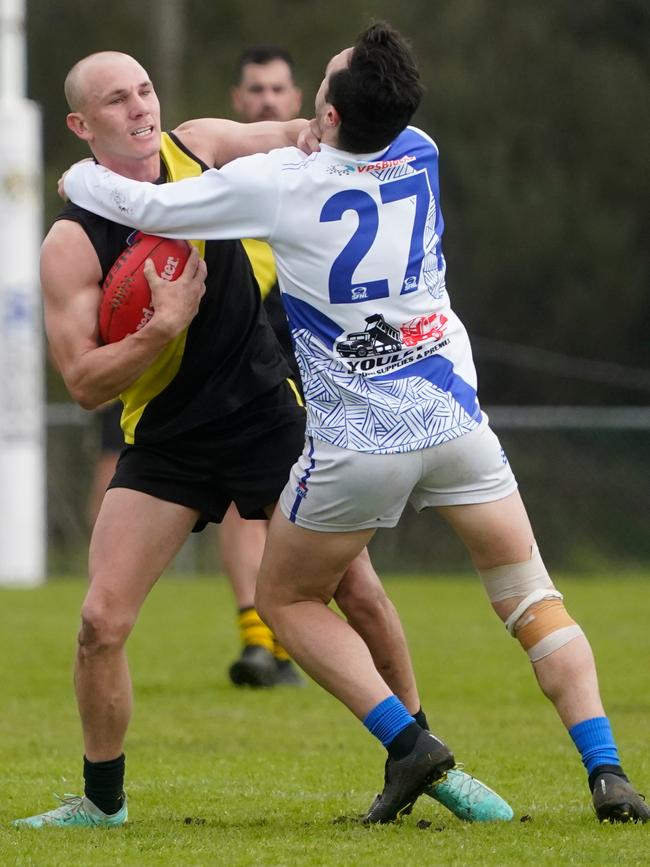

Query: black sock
left=413, top=708, right=429, bottom=731
left=386, top=722, right=422, bottom=761
left=588, top=763, right=627, bottom=792
left=83, top=753, right=125, bottom=815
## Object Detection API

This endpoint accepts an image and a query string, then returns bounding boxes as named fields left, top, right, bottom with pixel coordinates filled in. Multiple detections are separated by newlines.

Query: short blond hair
left=63, top=51, right=137, bottom=111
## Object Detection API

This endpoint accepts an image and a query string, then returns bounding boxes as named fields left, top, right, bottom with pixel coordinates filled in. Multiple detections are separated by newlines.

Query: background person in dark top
left=221, top=44, right=304, bottom=688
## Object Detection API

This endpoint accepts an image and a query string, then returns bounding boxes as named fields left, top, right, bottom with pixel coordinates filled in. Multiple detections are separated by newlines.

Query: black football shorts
left=108, top=380, right=306, bottom=530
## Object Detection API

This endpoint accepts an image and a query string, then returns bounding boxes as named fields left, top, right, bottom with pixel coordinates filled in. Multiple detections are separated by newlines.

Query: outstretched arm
left=173, top=117, right=311, bottom=168
left=63, top=152, right=280, bottom=241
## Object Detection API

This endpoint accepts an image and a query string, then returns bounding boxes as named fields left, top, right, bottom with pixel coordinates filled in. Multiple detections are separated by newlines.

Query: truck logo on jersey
left=336, top=312, right=451, bottom=374
left=400, top=313, right=448, bottom=346
left=337, top=314, right=402, bottom=358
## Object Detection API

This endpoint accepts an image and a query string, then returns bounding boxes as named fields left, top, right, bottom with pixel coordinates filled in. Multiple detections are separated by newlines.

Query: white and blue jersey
left=65, top=126, right=482, bottom=454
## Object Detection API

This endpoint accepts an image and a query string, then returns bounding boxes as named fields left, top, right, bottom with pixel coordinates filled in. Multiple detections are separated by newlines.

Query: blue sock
left=569, top=716, right=620, bottom=775
left=363, top=696, right=415, bottom=748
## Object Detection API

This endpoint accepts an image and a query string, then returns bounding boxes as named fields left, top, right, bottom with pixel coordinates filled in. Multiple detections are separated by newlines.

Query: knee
left=78, top=598, right=134, bottom=655
left=336, top=581, right=387, bottom=622
left=335, top=558, right=389, bottom=624
left=480, top=544, right=584, bottom=663
left=255, top=573, right=334, bottom=629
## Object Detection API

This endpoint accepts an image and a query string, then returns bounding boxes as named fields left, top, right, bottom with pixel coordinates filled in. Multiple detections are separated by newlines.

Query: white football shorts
left=279, top=417, right=518, bottom=532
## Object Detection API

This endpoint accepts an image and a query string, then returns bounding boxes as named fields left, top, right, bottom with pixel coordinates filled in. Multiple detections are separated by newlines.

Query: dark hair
left=327, top=22, right=423, bottom=153
left=235, top=45, right=296, bottom=83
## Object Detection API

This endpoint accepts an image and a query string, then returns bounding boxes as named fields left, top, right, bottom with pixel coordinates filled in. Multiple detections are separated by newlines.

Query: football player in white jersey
left=63, top=23, right=649, bottom=825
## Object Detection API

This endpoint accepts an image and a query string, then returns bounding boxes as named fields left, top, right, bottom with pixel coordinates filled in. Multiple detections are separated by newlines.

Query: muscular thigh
left=437, top=490, right=535, bottom=569
left=258, top=508, right=375, bottom=607
left=88, top=487, right=198, bottom=615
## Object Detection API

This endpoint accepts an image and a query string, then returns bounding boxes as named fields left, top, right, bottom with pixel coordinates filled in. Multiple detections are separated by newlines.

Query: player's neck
left=92, top=151, right=161, bottom=182
left=320, top=128, right=340, bottom=149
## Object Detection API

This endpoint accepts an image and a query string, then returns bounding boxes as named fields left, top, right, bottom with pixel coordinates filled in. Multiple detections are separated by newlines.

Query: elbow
left=65, top=376, right=104, bottom=411
left=71, top=387, right=101, bottom=411
left=77, top=395, right=102, bottom=412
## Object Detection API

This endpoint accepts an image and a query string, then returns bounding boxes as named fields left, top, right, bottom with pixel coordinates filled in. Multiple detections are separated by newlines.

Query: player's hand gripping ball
left=99, top=232, right=191, bottom=343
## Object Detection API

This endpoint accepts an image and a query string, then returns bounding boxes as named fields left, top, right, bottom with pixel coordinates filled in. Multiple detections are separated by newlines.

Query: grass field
left=1, top=573, right=649, bottom=866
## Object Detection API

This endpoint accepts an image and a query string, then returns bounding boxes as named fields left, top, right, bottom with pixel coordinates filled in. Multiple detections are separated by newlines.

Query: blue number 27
left=319, top=170, right=430, bottom=304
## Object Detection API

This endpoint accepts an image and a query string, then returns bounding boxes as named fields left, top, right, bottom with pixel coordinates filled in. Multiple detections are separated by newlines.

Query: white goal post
left=0, top=0, right=45, bottom=585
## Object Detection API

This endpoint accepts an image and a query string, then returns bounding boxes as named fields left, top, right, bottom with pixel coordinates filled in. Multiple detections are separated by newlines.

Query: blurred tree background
left=25, top=0, right=650, bottom=571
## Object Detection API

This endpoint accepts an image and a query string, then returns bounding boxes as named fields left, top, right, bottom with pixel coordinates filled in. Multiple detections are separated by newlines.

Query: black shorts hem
left=107, top=382, right=305, bottom=532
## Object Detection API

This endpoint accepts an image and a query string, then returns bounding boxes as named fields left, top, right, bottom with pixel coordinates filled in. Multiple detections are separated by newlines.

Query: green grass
left=1, top=574, right=649, bottom=865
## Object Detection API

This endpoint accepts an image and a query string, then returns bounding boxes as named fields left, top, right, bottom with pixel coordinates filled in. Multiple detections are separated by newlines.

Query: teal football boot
left=426, top=769, right=514, bottom=822
left=14, top=794, right=127, bottom=828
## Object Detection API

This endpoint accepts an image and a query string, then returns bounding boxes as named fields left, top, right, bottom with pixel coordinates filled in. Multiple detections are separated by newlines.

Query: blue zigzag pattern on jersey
left=373, top=353, right=480, bottom=422
left=293, top=328, right=481, bottom=453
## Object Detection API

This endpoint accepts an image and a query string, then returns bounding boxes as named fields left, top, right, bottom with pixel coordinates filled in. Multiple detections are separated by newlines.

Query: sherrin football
left=99, top=232, right=192, bottom=344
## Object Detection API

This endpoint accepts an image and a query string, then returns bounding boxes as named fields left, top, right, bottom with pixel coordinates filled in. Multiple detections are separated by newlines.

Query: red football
left=99, top=232, right=192, bottom=344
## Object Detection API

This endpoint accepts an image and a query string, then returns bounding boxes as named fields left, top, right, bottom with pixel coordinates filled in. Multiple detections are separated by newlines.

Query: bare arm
left=42, top=220, right=207, bottom=409
left=172, top=117, right=310, bottom=168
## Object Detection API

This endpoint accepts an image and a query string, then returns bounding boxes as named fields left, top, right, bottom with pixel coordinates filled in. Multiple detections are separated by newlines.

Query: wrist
left=130, top=315, right=179, bottom=346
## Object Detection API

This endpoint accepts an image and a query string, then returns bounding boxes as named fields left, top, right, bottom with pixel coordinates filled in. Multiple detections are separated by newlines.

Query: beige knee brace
left=479, top=544, right=584, bottom=662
